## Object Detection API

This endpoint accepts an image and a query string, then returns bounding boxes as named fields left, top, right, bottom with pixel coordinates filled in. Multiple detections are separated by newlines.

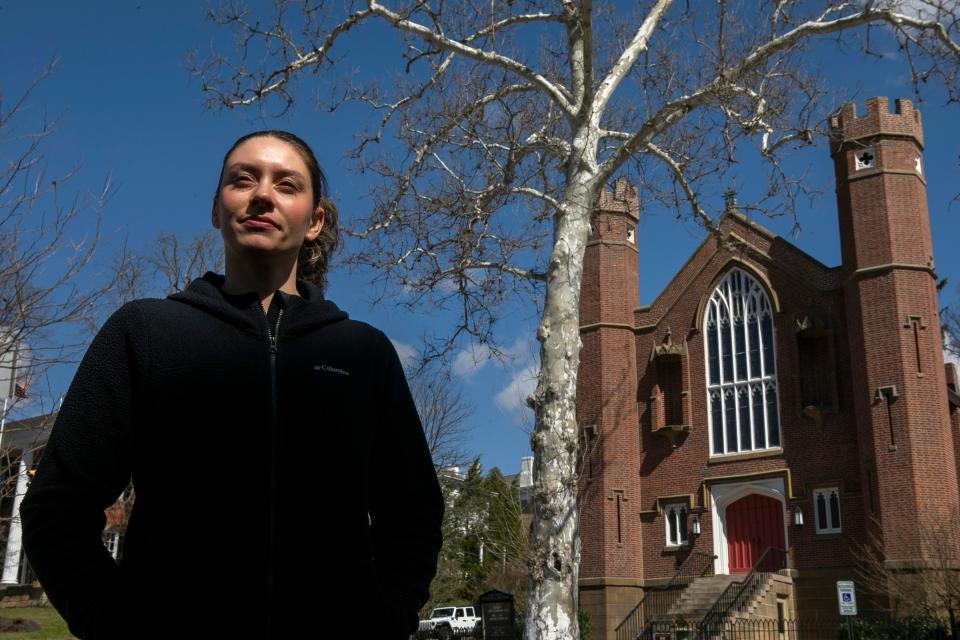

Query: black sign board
left=477, top=589, right=516, bottom=640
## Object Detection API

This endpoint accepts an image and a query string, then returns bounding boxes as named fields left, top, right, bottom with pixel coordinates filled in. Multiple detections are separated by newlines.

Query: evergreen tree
left=424, top=459, right=531, bottom=617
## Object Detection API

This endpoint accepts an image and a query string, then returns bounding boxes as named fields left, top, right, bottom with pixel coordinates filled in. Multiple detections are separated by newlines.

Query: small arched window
left=704, top=268, right=780, bottom=455
left=814, top=487, right=842, bottom=534
left=664, top=503, right=689, bottom=546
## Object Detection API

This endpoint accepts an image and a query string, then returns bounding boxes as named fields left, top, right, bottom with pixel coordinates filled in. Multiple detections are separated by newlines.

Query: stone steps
left=653, top=573, right=779, bottom=627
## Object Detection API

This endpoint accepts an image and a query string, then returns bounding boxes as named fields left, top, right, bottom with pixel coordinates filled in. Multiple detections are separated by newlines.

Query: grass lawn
left=0, top=606, right=76, bottom=639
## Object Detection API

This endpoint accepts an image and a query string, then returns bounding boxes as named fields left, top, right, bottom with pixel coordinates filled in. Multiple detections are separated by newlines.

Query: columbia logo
left=314, top=364, right=351, bottom=376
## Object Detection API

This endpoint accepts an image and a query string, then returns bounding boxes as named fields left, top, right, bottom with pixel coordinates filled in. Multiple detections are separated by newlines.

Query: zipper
left=265, top=306, right=283, bottom=639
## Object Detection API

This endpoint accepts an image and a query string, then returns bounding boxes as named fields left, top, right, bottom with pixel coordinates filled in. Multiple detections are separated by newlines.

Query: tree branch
left=598, top=6, right=960, bottom=180
left=644, top=142, right=720, bottom=235
left=367, top=0, right=576, bottom=116
left=211, top=7, right=373, bottom=108
left=592, top=0, right=675, bottom=118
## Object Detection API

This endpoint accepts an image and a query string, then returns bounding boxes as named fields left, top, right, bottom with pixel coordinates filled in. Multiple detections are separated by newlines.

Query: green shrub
left=578, top=609, right=592, bottom=640
left=838, top=615, right=947, bottom=640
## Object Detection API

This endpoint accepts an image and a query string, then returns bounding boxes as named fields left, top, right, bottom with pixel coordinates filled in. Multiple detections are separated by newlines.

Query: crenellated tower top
left=594, top=178, right=640, bottom=220
left=829, top=96, right=924, bottom=154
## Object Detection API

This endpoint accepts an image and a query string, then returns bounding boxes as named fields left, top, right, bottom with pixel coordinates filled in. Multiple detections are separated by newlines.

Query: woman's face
left=212, top=136, right=324, bottom=266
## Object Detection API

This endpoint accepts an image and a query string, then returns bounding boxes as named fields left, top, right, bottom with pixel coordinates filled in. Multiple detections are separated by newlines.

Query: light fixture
left=793, top=506, right=804, bottom=526
left=691, top=515, right=701, bottom=536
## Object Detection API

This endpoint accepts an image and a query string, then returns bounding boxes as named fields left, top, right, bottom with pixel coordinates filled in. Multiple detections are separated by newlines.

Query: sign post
left=837, top=580, right=857, bottom=639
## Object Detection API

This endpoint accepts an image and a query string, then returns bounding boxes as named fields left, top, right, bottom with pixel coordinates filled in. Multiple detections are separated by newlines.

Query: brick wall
left=576, top=98, right=960, bottom=638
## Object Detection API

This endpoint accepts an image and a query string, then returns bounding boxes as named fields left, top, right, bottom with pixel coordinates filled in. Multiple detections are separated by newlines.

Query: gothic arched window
left=704, top=268, right=780, bottom=455
left=664, top=503, right=689, bottom=546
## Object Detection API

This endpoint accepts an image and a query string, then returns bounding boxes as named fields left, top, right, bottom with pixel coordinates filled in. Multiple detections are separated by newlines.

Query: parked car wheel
left=436, top=624, right=452, bottom=640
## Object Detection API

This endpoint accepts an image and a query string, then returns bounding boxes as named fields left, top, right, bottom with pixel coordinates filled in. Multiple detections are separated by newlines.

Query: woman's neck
left=221, top=255, right=300, bottom=313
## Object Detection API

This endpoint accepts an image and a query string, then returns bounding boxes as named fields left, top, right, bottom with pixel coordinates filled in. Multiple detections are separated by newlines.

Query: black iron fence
left=697, top=547, right=790, bottom=636
left=616, top=551, right=717, bottom=640
left=646, top=617, right=952, bottom=640
left=412, top=616, right=953, bottom=640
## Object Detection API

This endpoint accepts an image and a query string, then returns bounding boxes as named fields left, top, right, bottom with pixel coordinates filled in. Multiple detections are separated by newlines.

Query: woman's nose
left=252, top=180, right=274, bottom=206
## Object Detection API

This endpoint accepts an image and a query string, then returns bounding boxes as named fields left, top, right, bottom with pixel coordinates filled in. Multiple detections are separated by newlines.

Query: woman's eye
left=279, top=181, right=300, bottom=192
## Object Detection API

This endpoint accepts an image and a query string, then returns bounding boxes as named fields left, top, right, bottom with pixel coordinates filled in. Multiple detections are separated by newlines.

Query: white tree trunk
left=525, top=175, right=597, bottom=640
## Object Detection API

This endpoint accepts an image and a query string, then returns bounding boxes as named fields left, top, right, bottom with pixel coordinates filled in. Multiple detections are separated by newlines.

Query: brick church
left=576, top=97, right=960, bottom=638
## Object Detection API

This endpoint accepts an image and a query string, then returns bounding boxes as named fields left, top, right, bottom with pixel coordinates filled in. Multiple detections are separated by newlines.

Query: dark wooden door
left=726, top=494, right=784, bottom=573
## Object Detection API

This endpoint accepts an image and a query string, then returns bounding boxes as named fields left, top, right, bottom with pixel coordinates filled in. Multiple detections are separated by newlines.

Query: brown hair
left=215, top=130, right=342, bottom=294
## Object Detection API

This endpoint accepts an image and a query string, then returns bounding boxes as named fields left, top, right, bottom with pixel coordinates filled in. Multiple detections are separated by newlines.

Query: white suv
left=417, top=605, right=481, bottom=639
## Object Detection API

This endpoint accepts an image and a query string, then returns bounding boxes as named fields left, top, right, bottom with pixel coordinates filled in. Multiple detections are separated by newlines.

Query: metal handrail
left=614, top=551, right=716, bottom=640
left=695, top=546, right=790, bottom=639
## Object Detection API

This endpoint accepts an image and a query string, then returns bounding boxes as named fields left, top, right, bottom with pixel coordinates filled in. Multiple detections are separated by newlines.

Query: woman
left=19, top=131, right=445, bottom=639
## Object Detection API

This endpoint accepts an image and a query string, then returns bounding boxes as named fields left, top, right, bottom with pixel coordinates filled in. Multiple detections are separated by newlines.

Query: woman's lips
left=243, top=217, right=276, bottom=229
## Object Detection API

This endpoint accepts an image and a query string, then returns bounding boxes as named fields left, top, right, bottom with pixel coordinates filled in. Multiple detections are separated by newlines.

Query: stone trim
left=842, top=262, right=936, bottom=287
left=579, top=321, right=635, bottom=333
left=702, top=468, right=795, bottom=507
left=706, top=448, right=785, bottom=465
left=579, top=576, right=665, bottom=587
left=692, top=258, right=783, bottom=332
left=834, top=131, right=924, bottom=151
left=653, top=494, right=696, bottom=514
left=846, top=166, right=926, bottom=186
left=884, top=558, right=960, bottom=570
left=585, top=237, right=640, bottom=251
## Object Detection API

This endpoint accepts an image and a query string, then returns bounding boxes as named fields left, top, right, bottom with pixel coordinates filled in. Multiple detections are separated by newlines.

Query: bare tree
left=935, top=278, right=959, bottom=366
left=409, top=361, right=477, bottom=473
left=855, top=510, right=960, bottom=635
left=0, top=59, right=123, bottom=420
left=108, top=228, right=224, bottom=307
left=943, top=297, right=960, bottom=363
left=0, top=60, right=134, bottom=563
left=190, top=2, right=960, bottom=637
left=945, top=307, right=960, bottom=360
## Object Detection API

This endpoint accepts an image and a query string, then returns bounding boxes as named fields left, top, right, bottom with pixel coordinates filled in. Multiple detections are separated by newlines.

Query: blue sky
left=2, top=2, right=958, bottom=476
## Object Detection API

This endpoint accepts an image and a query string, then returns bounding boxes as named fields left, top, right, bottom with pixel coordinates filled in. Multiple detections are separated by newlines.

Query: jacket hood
left=167, top=271, right=349, bottom=337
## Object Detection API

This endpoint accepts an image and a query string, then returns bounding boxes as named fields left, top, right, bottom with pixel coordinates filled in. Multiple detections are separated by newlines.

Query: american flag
left=14, top=379, right=27, bottom=398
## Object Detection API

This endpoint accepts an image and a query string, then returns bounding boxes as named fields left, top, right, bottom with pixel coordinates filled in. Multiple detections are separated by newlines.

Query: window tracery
left=705, top=268, right=781, bottom=455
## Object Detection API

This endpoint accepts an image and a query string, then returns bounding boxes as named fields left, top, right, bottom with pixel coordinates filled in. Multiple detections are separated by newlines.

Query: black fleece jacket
left=19, top=271, right=444, bottom=639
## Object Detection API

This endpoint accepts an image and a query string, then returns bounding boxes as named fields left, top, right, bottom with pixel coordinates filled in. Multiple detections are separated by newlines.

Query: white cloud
left=504, top=333, right=537, bottom=361
left=400, top=275, right=460, bottom=297
left=390, top=339, right=418, bottom=370
left=452, top=333, right=538, bottom=381
left=495, top=362, right=539, bottom=417
left=452, top=342, right=492, bottom=380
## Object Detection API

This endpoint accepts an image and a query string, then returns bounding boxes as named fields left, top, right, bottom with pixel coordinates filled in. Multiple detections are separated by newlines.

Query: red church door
left=726, top=494, right=785, bottom=574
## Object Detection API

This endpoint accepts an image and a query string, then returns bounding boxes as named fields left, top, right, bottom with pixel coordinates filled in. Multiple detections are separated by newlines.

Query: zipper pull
left=268, top=308, right=283, bottom=353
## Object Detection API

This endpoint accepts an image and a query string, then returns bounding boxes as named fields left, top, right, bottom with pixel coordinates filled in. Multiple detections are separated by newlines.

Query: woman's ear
left=211, top=198, right=221, bottom=230
left=306, top=206, right=325, bottom=241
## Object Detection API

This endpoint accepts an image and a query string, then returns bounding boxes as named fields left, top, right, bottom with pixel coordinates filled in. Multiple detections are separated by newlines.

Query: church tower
left=831, top=97, right=960, bottom=562
left=576, top=180, right=642, bottom=634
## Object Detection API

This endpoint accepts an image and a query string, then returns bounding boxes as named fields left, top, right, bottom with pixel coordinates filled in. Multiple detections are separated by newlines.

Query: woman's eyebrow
left=226, top=162, right=306, bottom=181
